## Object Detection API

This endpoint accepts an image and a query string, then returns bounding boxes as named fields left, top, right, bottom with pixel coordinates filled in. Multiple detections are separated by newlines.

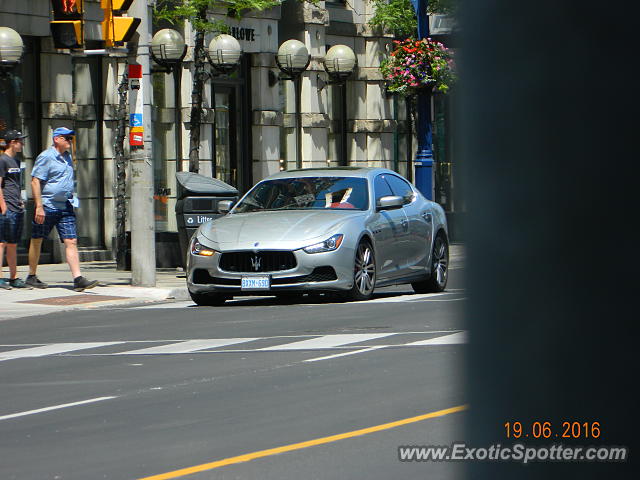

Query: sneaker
left=25, top=275, right=48, bottom=289
left=0, top=279, right=12, bottom=290
left=9, top=278, right=32, bottom=289
left=73, top=276, right=99, bottom=292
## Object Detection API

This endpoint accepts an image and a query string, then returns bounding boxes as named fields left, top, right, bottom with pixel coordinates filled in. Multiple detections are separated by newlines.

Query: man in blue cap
left=26, top=127, right=99, bottom=291
left=0, top=129, right=30, bottom=289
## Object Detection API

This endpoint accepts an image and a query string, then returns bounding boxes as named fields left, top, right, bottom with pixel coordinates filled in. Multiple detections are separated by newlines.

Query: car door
left=385, top=174, right=433, bottom=271
left=368, top=174, right=410, bottom=280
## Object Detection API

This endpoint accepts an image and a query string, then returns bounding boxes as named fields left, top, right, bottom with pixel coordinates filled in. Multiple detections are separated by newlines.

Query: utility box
left=175, top=172, right=239, bottom=267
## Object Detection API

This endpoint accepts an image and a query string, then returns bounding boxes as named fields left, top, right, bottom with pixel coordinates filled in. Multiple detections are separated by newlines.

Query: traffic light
left=50, top=0, right=84, bottom=49
left=101, top=0, right=141, bottom=48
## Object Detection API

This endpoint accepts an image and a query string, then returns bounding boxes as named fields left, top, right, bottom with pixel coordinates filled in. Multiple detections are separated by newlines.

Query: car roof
left=264, top=167, right=398, bottom=181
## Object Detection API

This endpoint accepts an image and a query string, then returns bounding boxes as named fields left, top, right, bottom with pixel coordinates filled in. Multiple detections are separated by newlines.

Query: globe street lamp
left=276, top=39, right=310, bottom=170
left=0, top=27, right=24, bottom=78
left=323, top=45, right=357, bottom=167
left=208, top=34, right=242, bottom=75
left=150, top=29, right=187, bottom=73
left=150, top=29, right=187, bottom=173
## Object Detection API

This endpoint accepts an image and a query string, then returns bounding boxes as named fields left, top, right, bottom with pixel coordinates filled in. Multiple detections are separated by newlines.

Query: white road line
left=114, top=338, right=259, bottom=355
left=356, top=292, right=453, bottom=303
left=405, top=331, right=468, bottom=346
left=133, top=301, right=197, bottom=309
left=0, top=396, right=117, bottom=421
left=304, top=346, right=386, bottom=362
left=258, top=333, right=395, bottom=351
left=0, top=342, right=124, bottom=362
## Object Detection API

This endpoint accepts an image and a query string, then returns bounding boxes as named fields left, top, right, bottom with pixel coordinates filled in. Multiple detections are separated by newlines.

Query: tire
left=189, top=291, right=229, bottom=306
left=343, top=240, right=376, bottom=301
left=412, top=232, right=449, bottom=294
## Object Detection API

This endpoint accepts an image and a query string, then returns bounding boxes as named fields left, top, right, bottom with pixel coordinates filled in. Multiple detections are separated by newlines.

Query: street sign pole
left=129, top=0, right=156, bottom=286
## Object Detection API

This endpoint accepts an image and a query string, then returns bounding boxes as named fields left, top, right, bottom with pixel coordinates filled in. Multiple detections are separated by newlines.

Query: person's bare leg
left=5, top=243, right=17, bottom=279
left=0, top=242, right=5, bottom=279
left=28, top=238, right=43, bottom=276
left=63, top=238, right=81, bottom=279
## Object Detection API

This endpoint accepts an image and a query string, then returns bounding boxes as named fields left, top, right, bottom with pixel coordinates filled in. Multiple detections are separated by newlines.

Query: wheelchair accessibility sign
left=130, top=114, right=143, bottom=127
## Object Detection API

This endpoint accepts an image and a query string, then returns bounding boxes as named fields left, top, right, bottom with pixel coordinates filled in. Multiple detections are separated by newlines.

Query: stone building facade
left=1, top=0, right=453, bottom=266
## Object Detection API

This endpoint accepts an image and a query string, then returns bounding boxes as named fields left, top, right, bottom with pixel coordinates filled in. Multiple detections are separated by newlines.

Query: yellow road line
left=137, top=404, right=468, bottom=480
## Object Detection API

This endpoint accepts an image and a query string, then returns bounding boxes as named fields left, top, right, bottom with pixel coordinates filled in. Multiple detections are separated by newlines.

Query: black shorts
left=0, top=210, right=24, bottom=244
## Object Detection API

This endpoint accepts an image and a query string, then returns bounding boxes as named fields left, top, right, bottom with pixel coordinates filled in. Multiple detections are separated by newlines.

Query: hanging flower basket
left=381, top=38, right=456, bottom=96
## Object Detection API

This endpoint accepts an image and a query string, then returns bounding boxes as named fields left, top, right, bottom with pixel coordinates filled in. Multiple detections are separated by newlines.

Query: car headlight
left=191, top=239, right=217, bottom=256
left=303, top=234, right=344, bottom=254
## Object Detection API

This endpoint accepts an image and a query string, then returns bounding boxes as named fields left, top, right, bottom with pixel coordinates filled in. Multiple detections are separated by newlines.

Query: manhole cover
left=18, top=294, right=127, bottom=306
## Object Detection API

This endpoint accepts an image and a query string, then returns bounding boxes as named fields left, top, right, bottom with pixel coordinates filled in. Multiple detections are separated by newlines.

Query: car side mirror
left=376, top=195, right=404, bottom=210
left=218, top=199, right=235, bottom=214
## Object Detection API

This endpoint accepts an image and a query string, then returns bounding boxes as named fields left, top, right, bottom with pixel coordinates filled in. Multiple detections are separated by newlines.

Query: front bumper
left=187, top=244, right=356, bottom=295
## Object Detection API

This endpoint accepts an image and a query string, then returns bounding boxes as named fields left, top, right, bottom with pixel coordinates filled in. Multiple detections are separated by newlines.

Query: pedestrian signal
left=50, top=0, right=84, bottom=49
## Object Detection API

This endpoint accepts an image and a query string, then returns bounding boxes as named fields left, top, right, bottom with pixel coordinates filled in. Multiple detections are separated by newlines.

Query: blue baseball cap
left=52, top=127, right=75, bottom=139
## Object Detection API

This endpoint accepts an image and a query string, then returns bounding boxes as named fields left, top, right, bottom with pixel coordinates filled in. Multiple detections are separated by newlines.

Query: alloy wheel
left=354, top=242, right=376, bottom=296
left=432, top=235, right=448, bottom=288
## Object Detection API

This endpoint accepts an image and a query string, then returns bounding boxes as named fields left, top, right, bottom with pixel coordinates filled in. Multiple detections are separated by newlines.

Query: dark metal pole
left=211, top=79, right=217, bottom=177
left=295, top=74, right=302, bottom=169
left=340, top=81, right=348, bottom=166
left=173, top=66, right=182, bottom=172
left=410, top=0, right=434, bottom=199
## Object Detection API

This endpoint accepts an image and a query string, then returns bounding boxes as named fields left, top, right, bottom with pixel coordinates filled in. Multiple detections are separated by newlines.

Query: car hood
left=198, top=210, right=365, bottom=250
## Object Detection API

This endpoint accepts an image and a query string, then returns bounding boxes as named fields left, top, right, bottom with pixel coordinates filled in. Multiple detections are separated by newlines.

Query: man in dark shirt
left=0, top=130, right=30, bottom=289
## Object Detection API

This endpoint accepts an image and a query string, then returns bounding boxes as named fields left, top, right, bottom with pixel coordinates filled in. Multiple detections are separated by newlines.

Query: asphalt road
left=0, top=263, right=467, bottom=480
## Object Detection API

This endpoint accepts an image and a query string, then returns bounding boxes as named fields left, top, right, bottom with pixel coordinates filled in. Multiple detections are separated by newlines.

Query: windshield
left=233, top=177, right=370, bottom=213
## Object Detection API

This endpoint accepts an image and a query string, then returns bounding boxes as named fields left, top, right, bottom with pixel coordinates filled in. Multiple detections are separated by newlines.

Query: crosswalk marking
left=304, top=346, right=386, bottom=363
left=405, top=331, right=467, bottom=346
left=0, top=342, right=124, bottom=362
left=258, top=333, right=395, bottom=351
left=0, top=332, right=467, bottom=363
left=115, top=338, right=259, bottom=355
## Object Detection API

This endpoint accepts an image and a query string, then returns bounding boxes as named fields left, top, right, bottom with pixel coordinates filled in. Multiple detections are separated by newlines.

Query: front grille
left=272, top=267, right=337, bottom=285
left=219, top=251, right=297, bottom=273
left=192, top=269, right=241, bottom=285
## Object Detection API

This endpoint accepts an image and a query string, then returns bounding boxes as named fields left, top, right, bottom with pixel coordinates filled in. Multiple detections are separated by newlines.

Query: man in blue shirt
left=26, top=127, right=99, bottom=291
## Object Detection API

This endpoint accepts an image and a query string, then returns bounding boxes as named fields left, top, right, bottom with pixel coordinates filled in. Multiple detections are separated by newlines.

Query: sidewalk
left=0, top=261, right=189, bottom=322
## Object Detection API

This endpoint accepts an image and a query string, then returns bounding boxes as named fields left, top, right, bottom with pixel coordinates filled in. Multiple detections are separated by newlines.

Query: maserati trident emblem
left=250, top=255, right=261, bottom=272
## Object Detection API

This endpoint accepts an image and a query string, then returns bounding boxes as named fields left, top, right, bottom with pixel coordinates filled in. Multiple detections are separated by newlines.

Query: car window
left=384, top=174, right=415, bottom=203
left=374, top=175, right=393, bottom=201
left=233, top=177, right=369, bottom=212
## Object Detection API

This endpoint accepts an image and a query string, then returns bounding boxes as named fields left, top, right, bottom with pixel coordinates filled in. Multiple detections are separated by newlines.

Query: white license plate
left=241, top=276, right=270, bottom=290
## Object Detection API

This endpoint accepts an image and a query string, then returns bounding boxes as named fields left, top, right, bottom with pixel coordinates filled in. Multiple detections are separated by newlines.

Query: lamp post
left=207, top=34, right=242, bottom=177
left=150, top=29, right=187, bottom=172
left=276, top=39, right=310, bottom=170
left=187, top=33, right=241, bottom=174
left=323, top=44, right=357, bottom=167
left=0, top=27, right=24, bottom=78
left=410, top=0, right=434, bottom=199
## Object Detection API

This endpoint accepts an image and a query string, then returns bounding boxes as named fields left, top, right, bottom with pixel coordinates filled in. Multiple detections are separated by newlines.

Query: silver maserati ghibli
left=186, top=167, right=449, bottom=306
